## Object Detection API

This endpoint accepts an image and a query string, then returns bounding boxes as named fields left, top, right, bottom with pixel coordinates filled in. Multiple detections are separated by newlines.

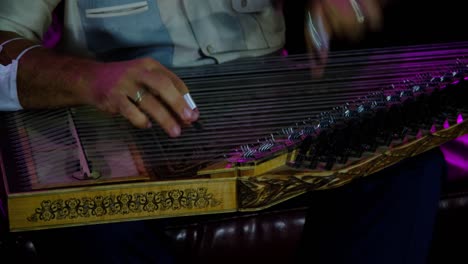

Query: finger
left=304, top=29, right=328, bottom=77
left=313, top=49, right=329, bottom=78
left=305, top=2, right=330, bottom=77
left=360, top=0, right=382, bottom=31
left=321, top=0, right=365, bottom=41
left=136, top=92, right=182, bottom=137
left=182, top=93, right=200, bottom=121
left=118, top=96, right=150, bottom=129
left=159, top=67, right=200, bottom=121
left=138, top=71, right=196, bottom=124
left=139, top=57, right=190, bottom=95
left=137, top=58, right=199, bottom=120
left=159, top=66, right=189, bottom=94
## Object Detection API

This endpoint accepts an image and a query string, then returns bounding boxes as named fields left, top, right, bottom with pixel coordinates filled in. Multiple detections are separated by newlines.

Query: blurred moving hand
left=304, top=0, right=384, bottom=76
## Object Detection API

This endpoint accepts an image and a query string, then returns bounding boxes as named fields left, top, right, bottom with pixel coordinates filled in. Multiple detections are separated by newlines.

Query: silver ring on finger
left=131, top=88, right=146, bottom=105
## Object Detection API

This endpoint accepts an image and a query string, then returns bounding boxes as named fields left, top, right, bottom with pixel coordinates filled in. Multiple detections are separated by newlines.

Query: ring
left=349, top=0, right=365, bottom=24
left=131, top=88, right=146, bottom=105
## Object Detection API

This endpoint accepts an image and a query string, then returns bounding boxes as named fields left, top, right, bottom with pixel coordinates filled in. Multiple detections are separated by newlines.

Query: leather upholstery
left=164, top=208, right=306, bottom=263
left=1, top=182, right=466, bottom=263
left=162, top=178, right=468, bottom=264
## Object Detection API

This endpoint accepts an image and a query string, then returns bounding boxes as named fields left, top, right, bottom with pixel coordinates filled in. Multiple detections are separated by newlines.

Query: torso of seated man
left=1, top=0, right=285, bottom=67
left=0, top=0, right=286, bottom=180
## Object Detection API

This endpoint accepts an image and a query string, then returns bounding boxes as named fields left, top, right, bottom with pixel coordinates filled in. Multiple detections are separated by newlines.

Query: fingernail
left=192, top=109, right=200, bottom=121
left=147, top=122, right=152, bottom=129
left=171, top=126, right=181, bottom=137
left=183, top=108, right=193, bottom=120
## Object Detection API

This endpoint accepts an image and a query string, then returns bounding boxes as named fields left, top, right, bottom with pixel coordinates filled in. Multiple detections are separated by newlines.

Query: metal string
left=4, top=41, right=468, bottom=190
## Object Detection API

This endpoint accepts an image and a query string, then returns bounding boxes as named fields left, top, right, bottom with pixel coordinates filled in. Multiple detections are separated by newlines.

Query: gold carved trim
left=27, top=188, right=221, bottom=222
left=239, top=120, right=468, bottom=210
left=8, top=178, right=237, bottom=231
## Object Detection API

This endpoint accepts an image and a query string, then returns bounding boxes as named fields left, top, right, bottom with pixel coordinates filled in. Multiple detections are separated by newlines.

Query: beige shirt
left=0, top=0, right=286, bottom=67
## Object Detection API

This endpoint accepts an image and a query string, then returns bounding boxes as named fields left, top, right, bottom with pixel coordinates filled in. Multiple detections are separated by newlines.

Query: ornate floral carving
left=239, top=120, right=468, bottom=209
left=27, top=188, right=221, bottom=222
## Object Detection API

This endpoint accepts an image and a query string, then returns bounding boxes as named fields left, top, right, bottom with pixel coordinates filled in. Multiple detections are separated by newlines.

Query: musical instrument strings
left=2, top=41, right=467, bottom=192
left=175, top=40, right=468, bottom=77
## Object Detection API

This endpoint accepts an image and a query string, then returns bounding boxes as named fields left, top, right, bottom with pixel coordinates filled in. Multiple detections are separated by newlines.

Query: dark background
left=284, top=1, right=468, bottom=263
left=284, top=0, right=468, bottom=53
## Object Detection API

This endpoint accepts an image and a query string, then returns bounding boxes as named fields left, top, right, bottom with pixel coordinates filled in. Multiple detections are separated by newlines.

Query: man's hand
left=86, top=58, right=199, bottom=138
left=0, top=31, right=198, bottom=138
left=304, top=0, right=383, bottom=76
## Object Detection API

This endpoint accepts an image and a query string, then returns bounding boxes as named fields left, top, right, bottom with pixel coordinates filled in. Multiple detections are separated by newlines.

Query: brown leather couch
left=160, top=171, right=468, bottom=264
left=164, top=207, right=306, bottom=263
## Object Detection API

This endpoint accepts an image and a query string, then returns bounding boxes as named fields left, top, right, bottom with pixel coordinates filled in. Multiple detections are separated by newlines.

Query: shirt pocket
left=84, top=1, right=149, bottom=18
left=182, top=0, right=285, bottom=60
left=77, top=0, right=173, bottom=63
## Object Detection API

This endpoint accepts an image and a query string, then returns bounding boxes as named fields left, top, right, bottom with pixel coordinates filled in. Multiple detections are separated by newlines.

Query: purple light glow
left=430, top=125, right=437, bottom=134
left=416, top=129, right=423, bottom=139
left=457, top=114, right=464, bottom=124
left=443, top=119, right=450, bottom=129
left=441, top=135, right=468, bottom=180
left=42, top=12, right=62, bottom=49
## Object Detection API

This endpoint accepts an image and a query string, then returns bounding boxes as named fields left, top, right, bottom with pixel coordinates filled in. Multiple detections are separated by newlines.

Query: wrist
left=62, top=57, right=103, bottom=106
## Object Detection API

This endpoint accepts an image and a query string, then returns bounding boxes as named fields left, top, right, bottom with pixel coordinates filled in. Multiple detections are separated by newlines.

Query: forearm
left=0, top=31, right=198, bottom=136
left=0, top=31, right=97, bottom=109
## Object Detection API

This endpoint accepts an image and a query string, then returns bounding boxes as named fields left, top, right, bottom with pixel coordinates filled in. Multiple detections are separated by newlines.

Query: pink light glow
left=457, top=114, right=464, bottom=124
left=440, top=135, right=468, bottom=181
left=430, top=124, right=437, bottom=133
left=281, top=49, right=289, bottom=57
left=443, top=119, right=450, bottom=129
left=42, top=12, right=62, bottom=49
left=416, top=129, right=423, bottom=139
